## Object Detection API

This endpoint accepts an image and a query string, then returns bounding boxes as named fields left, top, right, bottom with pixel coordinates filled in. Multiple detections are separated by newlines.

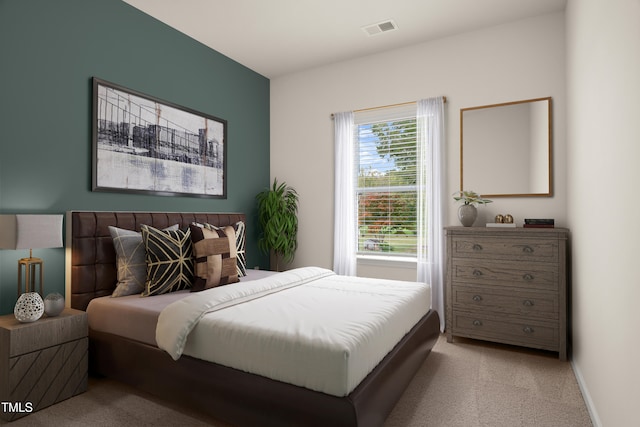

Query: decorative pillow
left=198, top=221, right=247, bottom=277
left=190, top=224, right=239, bottom=291
left=141, top=224, right=193, bottom=297
left=109, top=224, right=178, bottom=297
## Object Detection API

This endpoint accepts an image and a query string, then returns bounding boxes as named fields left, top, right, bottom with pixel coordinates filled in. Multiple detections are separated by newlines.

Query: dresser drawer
left=452, top=259, right=558, bottom=290
left=452, top=285, right=558, bottom=319
left=451, top=237, right=558, bottom=262
left=451, top=312, right=558, bottom=350
left=8, top=337, right=88, bottom=416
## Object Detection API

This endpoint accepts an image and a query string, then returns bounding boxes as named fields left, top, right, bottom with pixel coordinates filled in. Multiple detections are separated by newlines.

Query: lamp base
left=18, top=257, right=44, bottom=297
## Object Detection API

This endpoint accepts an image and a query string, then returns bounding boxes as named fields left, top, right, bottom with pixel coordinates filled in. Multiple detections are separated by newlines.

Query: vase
left=458, top=204, right=477, bottom=227
left=44, top=292, right=65, bottom=317
left=14, top=292, right=44, bottom=323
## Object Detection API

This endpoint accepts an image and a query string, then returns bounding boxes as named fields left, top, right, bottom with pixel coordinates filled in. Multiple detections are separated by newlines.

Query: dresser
left=445, top=227, right=569, bottom=360
left=0, top=308, right=88, bottom=421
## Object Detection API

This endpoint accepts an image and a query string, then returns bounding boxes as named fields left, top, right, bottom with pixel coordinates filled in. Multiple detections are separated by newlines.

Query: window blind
left=354, top=104, right=418, bottom=256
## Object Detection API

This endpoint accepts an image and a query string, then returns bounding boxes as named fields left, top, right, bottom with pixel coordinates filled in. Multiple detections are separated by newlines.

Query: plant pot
left=458, top=204, right=477, bottom=227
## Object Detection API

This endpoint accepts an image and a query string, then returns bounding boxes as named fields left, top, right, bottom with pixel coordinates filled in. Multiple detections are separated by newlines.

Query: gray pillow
left=109, top=224, right=178, bottom=297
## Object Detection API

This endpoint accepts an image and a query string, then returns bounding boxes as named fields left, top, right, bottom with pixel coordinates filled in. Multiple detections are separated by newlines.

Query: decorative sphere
left=504, top=214, right=514, bottom=224
left=14, top=292, right=45, bottom=323
left=44, top=293, right=65, bottom=317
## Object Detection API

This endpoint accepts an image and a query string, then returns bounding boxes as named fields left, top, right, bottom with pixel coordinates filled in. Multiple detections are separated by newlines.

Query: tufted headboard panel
left=65, top=211, right=246, bottom=311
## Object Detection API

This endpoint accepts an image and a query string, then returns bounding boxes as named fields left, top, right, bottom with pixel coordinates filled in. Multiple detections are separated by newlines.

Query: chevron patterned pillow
left=141, top=224, right=193, bottom=296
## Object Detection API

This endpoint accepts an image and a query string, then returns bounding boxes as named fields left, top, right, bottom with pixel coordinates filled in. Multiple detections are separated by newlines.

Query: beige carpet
left=1, top=335, right=592, bottom=427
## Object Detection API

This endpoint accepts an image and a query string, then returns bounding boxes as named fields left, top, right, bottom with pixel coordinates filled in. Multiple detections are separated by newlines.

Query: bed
left=65, top=211, right=440, bottom=427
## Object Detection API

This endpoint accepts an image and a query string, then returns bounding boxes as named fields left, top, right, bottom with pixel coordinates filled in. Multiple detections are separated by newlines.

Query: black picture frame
left=92, top=77, right=227, bottom=198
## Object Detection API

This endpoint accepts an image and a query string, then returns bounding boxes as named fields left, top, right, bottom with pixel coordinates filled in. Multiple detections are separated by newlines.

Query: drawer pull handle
left=473, top=269, right=483, bottom=277
left=522, top=273, right=534, bottom=281
left=472, top=244, right=483, bottom=251
left=522, top=245, right=534, bottom=253
left=472, top=320, right=483, bottom=327
left=523, top=326, right=534, bottom=334
left=522, top=300, right=534, bottom=307
left=472, top=295, right=483, bottom=302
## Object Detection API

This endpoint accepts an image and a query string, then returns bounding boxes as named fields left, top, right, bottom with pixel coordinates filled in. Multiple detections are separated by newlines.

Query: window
left=354, top=105, right=418, bottom=257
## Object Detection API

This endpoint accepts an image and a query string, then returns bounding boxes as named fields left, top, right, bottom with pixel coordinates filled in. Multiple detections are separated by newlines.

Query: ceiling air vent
left=362, top=20, right=398, bottom=37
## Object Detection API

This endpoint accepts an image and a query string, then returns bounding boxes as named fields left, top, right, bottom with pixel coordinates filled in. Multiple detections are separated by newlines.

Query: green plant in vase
left=256, top=179, right=299, bottom=271
left=453, top=190, right=492, bottom=227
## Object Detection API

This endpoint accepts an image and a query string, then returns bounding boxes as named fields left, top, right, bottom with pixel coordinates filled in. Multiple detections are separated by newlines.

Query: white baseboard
left=571, top=359, right=602, bottom=427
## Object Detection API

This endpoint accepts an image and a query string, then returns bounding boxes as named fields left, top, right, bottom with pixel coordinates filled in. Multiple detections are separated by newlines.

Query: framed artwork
left=92, top=77, right=227, bottom=198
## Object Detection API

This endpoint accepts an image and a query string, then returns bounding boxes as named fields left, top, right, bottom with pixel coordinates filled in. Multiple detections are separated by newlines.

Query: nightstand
left=0, top=308, right=88, bottom=421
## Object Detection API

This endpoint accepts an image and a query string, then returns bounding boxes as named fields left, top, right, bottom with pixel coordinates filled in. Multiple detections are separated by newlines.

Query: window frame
left=353, top=106, right=419, bottom=260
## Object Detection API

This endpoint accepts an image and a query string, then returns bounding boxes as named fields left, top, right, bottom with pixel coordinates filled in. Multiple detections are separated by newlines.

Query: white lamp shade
left=0, top=214, right=63, bottom=250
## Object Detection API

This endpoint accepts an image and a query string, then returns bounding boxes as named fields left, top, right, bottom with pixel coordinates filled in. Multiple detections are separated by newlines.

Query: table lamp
left=0, top=214, right=63, bottom=297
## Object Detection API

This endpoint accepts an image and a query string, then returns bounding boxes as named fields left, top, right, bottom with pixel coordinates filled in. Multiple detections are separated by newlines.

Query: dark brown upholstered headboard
left=65, top=211, right=246, bottom=311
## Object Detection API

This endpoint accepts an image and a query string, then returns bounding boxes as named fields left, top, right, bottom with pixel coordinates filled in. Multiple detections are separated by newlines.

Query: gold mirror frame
left=460, top=97, right=552, bottom=198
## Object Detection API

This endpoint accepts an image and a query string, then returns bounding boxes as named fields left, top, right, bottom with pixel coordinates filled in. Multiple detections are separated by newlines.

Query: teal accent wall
left=0, top=0, right=270, bottom=314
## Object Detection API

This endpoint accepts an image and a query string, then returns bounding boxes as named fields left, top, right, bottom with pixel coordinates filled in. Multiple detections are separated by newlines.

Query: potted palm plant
left=453, top=190, right=492, bottom=226
left=256, top=179, right=299, bottom=271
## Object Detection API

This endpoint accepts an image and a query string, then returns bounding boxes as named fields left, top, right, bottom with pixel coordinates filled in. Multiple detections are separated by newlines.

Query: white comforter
left=156, top=266, right=430, bottom=396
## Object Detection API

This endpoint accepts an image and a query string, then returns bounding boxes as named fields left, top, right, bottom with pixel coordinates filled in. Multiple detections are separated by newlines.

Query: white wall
left=271, top=12, right=566, bottom=279
left=530, top=100, right=550, bottom=193
left=566, top=1, right=640, bottom=426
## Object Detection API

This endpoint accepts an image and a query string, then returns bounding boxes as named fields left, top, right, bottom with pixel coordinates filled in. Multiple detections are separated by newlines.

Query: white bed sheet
left=162, top=267, right=431, bottom=397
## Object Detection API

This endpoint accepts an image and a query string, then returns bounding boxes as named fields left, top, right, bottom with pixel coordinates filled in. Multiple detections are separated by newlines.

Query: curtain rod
left=330, top=96, right=446, bottom=119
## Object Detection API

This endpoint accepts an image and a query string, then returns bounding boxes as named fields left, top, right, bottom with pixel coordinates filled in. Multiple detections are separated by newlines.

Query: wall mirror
left=460, top=97, right=552, bottom=197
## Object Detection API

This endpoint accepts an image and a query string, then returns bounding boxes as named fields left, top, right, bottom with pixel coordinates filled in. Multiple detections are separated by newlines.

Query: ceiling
left=122, top=0, right=567, bottom=78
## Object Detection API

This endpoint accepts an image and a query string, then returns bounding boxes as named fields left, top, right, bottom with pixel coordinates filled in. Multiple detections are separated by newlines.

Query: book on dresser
left=524, top=218, right=555, bottom=228
left=486, top=223, right=517, bottom=228
left=444, top=226, right=569, bottom=361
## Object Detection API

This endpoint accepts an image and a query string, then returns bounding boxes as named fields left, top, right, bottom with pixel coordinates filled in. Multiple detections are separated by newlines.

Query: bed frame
left=66, top=211, right=440, bottom=427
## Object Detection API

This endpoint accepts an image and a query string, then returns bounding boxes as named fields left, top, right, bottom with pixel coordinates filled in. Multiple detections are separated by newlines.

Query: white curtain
left=333, top=111, right=357, bottom=276
left=417, top=97, right=446, bottom=331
